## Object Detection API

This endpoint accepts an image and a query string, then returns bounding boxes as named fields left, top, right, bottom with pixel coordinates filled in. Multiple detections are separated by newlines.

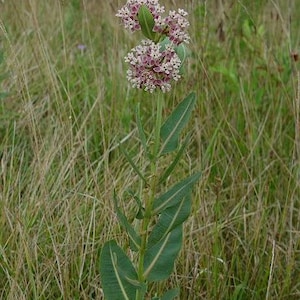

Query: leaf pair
left=100, top=239, right=181, bottom=299
left=100, top=172, right=200, bottom=299
left=111, top=172, right=200, bottom=253
left=100, top=239, right=180, bottom=300
left=99, top=219, right=183, bottom=299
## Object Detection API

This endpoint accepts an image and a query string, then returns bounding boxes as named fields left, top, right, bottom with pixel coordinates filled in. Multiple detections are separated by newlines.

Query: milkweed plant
left=99, top=1, right=201, bottom=299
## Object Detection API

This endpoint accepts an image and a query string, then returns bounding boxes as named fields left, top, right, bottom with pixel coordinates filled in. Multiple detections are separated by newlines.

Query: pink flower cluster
left=117, top=0, right=190, bottom=92
left=116, top=0, right=165, bottom=32
left=116, top=0, right=190, bottom=46
left=125, top=40, right=181, bottom=93
left=162, top=9, right=190, bottom=45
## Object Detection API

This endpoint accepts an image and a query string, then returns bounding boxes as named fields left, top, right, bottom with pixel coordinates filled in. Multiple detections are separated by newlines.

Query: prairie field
left=0, top=0, right=299, bottom=299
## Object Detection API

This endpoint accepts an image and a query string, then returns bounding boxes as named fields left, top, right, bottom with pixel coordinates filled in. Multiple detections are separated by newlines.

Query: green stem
left=153, top=94, right=163, bottom=159
left=136, top=94, right=163, bottom=300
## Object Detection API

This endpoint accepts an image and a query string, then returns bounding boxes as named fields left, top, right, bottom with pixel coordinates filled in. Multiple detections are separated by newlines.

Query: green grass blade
left=148, top=194, right=191, bottom=247
left=137, top=4, right=156, bottom=41
left=160, top=92, right=196, bottom=155
left=153, top=172, right=201, bottom=215
left=143, top=225, right=183, bottom=282
left=99, top=240, right=140, bottom=300
left=113, top=193, right=141, bottom=251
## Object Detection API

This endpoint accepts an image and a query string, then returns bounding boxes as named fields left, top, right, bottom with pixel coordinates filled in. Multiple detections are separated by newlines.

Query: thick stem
left=136, top=94, right=163, bottom=299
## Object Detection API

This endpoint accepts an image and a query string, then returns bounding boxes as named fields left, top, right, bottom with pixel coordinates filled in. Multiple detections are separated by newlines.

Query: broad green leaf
left=137, top=5, right=156, bottom=41
left=143, top=225, right=182, bottom=282
left=113, top=193, right=141, bottom=251
left=148, top=194, right=191, bottom=247
left=161, top=288, right=180, bottom=300
left=160, top=92, right=196, bottom=155
left=159, top=134, right=190, bottom=184
left=120, top=144, right=147, bottom=184
left=100, top=240, right=142, bottom=300
left=153, top=172, right=201, bottom=215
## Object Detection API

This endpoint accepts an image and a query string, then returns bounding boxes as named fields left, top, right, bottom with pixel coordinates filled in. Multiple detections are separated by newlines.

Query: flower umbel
left=125, top=39, right=181, bottom=93
left=116, top=0, right=165, bottom=32
left=165, top=9, right=190, bottom=45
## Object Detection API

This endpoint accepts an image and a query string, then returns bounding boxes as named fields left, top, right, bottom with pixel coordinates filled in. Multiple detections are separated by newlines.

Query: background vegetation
left=0, top=0, right=299, bottom=299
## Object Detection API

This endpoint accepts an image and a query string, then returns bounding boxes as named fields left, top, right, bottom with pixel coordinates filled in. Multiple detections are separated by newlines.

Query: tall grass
left=0, top=0, right=299, bottom=299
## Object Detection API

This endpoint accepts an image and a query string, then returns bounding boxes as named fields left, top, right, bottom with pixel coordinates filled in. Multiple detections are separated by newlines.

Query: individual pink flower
left=124, top=39, right=181, bottom=93
left=116, top=0, right=165, bottom=32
